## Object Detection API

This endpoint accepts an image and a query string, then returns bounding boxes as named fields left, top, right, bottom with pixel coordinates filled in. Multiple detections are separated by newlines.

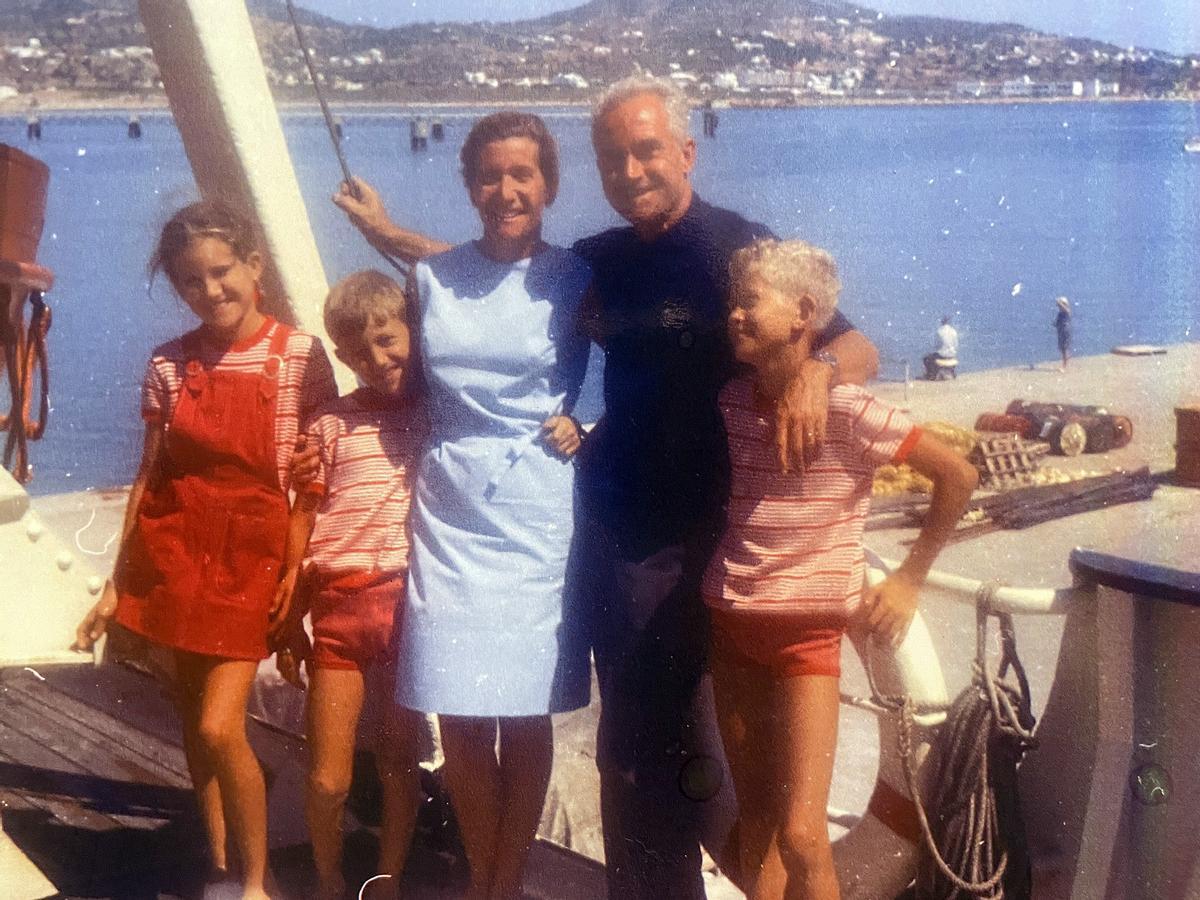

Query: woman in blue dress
left=396, top=112, right=592, bottom=899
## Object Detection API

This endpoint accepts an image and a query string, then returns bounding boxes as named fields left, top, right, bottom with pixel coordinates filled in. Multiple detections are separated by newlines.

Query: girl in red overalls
left=74, top=200, right=337, bottom=899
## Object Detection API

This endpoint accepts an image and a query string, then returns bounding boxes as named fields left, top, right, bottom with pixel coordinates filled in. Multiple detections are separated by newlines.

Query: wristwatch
left=812, top=348, right=840, bottom=380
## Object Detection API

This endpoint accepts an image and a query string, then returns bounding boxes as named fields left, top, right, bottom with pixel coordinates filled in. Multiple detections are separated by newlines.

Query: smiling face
left=168, top=235, right=265, bottom=344
left=336, top=312, right=413, bottom=398
left=469, top=136, right=550, bottom=261
left=727, top=271, right=809, bottom=368
left=592, top=92, right=696, bottom=239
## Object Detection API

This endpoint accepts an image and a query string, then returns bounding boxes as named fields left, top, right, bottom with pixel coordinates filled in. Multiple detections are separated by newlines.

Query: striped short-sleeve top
left=140, top=317, right=337, bottom=493
left=303, top=388, right=428, bottom=576
left=703, top=378, right=920, bottom=621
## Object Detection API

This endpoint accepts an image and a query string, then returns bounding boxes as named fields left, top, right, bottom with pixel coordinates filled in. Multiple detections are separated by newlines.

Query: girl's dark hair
left=460, top=111, right=560, bottom=203
left=150, top=199, right=259, bottom=281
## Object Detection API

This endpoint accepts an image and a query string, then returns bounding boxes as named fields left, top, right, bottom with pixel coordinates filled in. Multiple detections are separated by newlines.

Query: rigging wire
left=284, top=0, right=411, bottom=279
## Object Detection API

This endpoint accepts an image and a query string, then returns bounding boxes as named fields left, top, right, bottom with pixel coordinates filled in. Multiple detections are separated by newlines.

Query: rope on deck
left=869, top=583, right=1040, bottom=898
left=1, top=290, right=51, bottom=483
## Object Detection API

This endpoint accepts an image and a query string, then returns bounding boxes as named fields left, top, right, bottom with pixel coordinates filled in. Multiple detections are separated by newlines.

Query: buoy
left=833, top=560, right=949, bottom=898
left=1046, top=419, right=1087, bottom=456
left=127, top=115, right=142, bottom=139
left=1005, top=401, right=1132, bottom=455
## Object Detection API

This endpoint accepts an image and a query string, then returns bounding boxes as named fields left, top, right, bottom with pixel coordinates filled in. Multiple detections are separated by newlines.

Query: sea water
left=2, top=101, right=1197, bottom=495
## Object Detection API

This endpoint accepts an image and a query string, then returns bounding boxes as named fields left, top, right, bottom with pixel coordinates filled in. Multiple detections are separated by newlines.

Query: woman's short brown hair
left=460, top=111, right=560, bottom=203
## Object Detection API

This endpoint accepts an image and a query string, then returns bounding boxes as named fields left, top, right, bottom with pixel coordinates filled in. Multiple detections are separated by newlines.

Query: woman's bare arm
left=332, top=177, right=452, bottom=266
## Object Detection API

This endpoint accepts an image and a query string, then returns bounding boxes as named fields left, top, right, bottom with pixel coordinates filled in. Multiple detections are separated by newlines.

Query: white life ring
left=832, top=558, right=950, bottom=900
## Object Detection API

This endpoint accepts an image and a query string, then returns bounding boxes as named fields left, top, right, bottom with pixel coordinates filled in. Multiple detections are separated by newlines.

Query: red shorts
left=309, top=569, right=405, bottom=672
left=710, top=607, right=844, bottom=678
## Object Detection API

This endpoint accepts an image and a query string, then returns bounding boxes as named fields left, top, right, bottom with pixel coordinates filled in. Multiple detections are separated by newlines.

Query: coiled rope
left=0, top=289, right=51, bottom=483
left=866, top=582, right=1038, bottom=898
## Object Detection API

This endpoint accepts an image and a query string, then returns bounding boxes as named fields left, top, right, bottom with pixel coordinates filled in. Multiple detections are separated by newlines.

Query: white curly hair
left=592, top=74, right=691, bottom=143
left=730, top=239, right=841, bottom=331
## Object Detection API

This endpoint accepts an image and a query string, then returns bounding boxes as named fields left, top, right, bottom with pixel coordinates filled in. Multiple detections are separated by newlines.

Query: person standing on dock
left=1054, top=295, right=1072, bottom=370
left=707, top=239, right=978, bottom=900
left=273, top=271, right=426, bottom=900
left=321, top=112, right=593, bottom=900
left=327, top=76, right=879, bottom=900
left=72, top=200, right=338, bottom=900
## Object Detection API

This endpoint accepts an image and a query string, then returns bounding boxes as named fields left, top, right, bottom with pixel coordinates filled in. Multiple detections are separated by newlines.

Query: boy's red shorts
left=309, top=569, right=405, bottom=672
left=710, top=606, right=844, bottom=678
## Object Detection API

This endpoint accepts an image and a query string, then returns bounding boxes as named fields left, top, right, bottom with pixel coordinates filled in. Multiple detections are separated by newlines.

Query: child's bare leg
left=184, top=655, right=271, bottom=900
left=776, top=674, right=840, bottom=900
left=174, top=662, right=228, bottom=874
left=439, top=715, right=501, bottom=900
left=489, top=715, right=553, bottom=899
left=372, top=703, right=424, bottom=889
left=306, top=667, right=366, bottom=899
left=712, top=639, right=781, bottom=897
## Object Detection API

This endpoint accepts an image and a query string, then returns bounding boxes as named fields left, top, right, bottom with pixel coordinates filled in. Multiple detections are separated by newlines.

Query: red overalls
left=115, top=323, right=292, bottom=660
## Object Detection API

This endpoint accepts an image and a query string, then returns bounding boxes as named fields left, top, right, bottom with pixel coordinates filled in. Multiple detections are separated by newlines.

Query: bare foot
left=316, top=872, right=348, bottom=900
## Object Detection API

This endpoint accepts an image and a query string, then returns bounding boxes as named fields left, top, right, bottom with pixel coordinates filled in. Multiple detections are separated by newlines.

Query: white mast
left=138, top=0, right=355, bottom=390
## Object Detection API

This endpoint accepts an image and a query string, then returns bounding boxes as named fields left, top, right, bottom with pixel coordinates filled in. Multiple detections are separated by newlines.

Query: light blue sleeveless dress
left=396, top=242, right=593, bottom=717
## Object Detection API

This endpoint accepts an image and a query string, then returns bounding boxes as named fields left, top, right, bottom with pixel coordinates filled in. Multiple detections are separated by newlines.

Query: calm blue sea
left=2, top=101, right=1198, bottom=495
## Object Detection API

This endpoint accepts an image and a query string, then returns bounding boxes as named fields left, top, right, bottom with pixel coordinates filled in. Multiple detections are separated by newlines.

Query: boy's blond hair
left=323, top=270, right=410, bottom=351
left=730, top=239, right=841, bottom=331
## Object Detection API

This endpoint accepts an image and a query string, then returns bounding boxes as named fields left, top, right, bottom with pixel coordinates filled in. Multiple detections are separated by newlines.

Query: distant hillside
left=1, top=0, right=1195, bottom=105
left=536, top=0, right=864, bottom=23
left=0, top=0, right=342, bottom=29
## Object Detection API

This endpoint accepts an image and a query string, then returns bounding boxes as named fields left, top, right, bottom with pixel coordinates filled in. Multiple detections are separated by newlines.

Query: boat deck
left=0, top=663, right=606, bottom=899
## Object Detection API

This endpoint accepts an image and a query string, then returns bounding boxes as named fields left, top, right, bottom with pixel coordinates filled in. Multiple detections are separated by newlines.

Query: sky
left=302, top=0, right=1200, bottom=57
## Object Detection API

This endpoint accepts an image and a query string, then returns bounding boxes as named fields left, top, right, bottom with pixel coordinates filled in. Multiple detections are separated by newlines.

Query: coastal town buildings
left=0, top=1, right=1197, bottom=106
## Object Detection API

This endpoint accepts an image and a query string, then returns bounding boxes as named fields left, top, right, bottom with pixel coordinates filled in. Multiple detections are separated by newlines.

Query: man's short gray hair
left=592, top=75, right=691, bottom=142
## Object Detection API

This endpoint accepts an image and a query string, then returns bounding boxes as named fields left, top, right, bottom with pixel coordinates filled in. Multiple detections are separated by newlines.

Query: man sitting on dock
left=328, top=76, right=879, bottom=900
left=923, top=314, right=959, bottom=379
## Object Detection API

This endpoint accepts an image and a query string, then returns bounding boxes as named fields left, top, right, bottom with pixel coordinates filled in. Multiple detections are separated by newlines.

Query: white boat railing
left=848, top=546, right=1200, bottom=898
left=869, top=551, right=1079, bottom=616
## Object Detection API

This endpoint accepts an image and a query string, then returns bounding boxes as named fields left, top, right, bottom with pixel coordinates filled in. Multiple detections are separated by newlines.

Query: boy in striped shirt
left=275, top=270, right=427, bottom=900
left=703, top=240, right=978, bottom=900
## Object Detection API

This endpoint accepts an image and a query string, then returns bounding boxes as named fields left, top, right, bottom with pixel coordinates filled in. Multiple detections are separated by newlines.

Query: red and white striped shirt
left=304, top=388, right=428, bottom=576
left=141, top=318, right=337, bottom=493
left=703, top=379, right=920, bottom=620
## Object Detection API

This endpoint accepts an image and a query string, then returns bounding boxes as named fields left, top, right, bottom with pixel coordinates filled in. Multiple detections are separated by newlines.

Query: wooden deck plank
left=0, top=716, right=126, bottom=833
left=0, top=662, right=606, bottom=898
left=0, top=691, right=183, bottom=832
left=23, top=663, right=187, bottom=750
left=0, top=670, right=191, bottom=787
